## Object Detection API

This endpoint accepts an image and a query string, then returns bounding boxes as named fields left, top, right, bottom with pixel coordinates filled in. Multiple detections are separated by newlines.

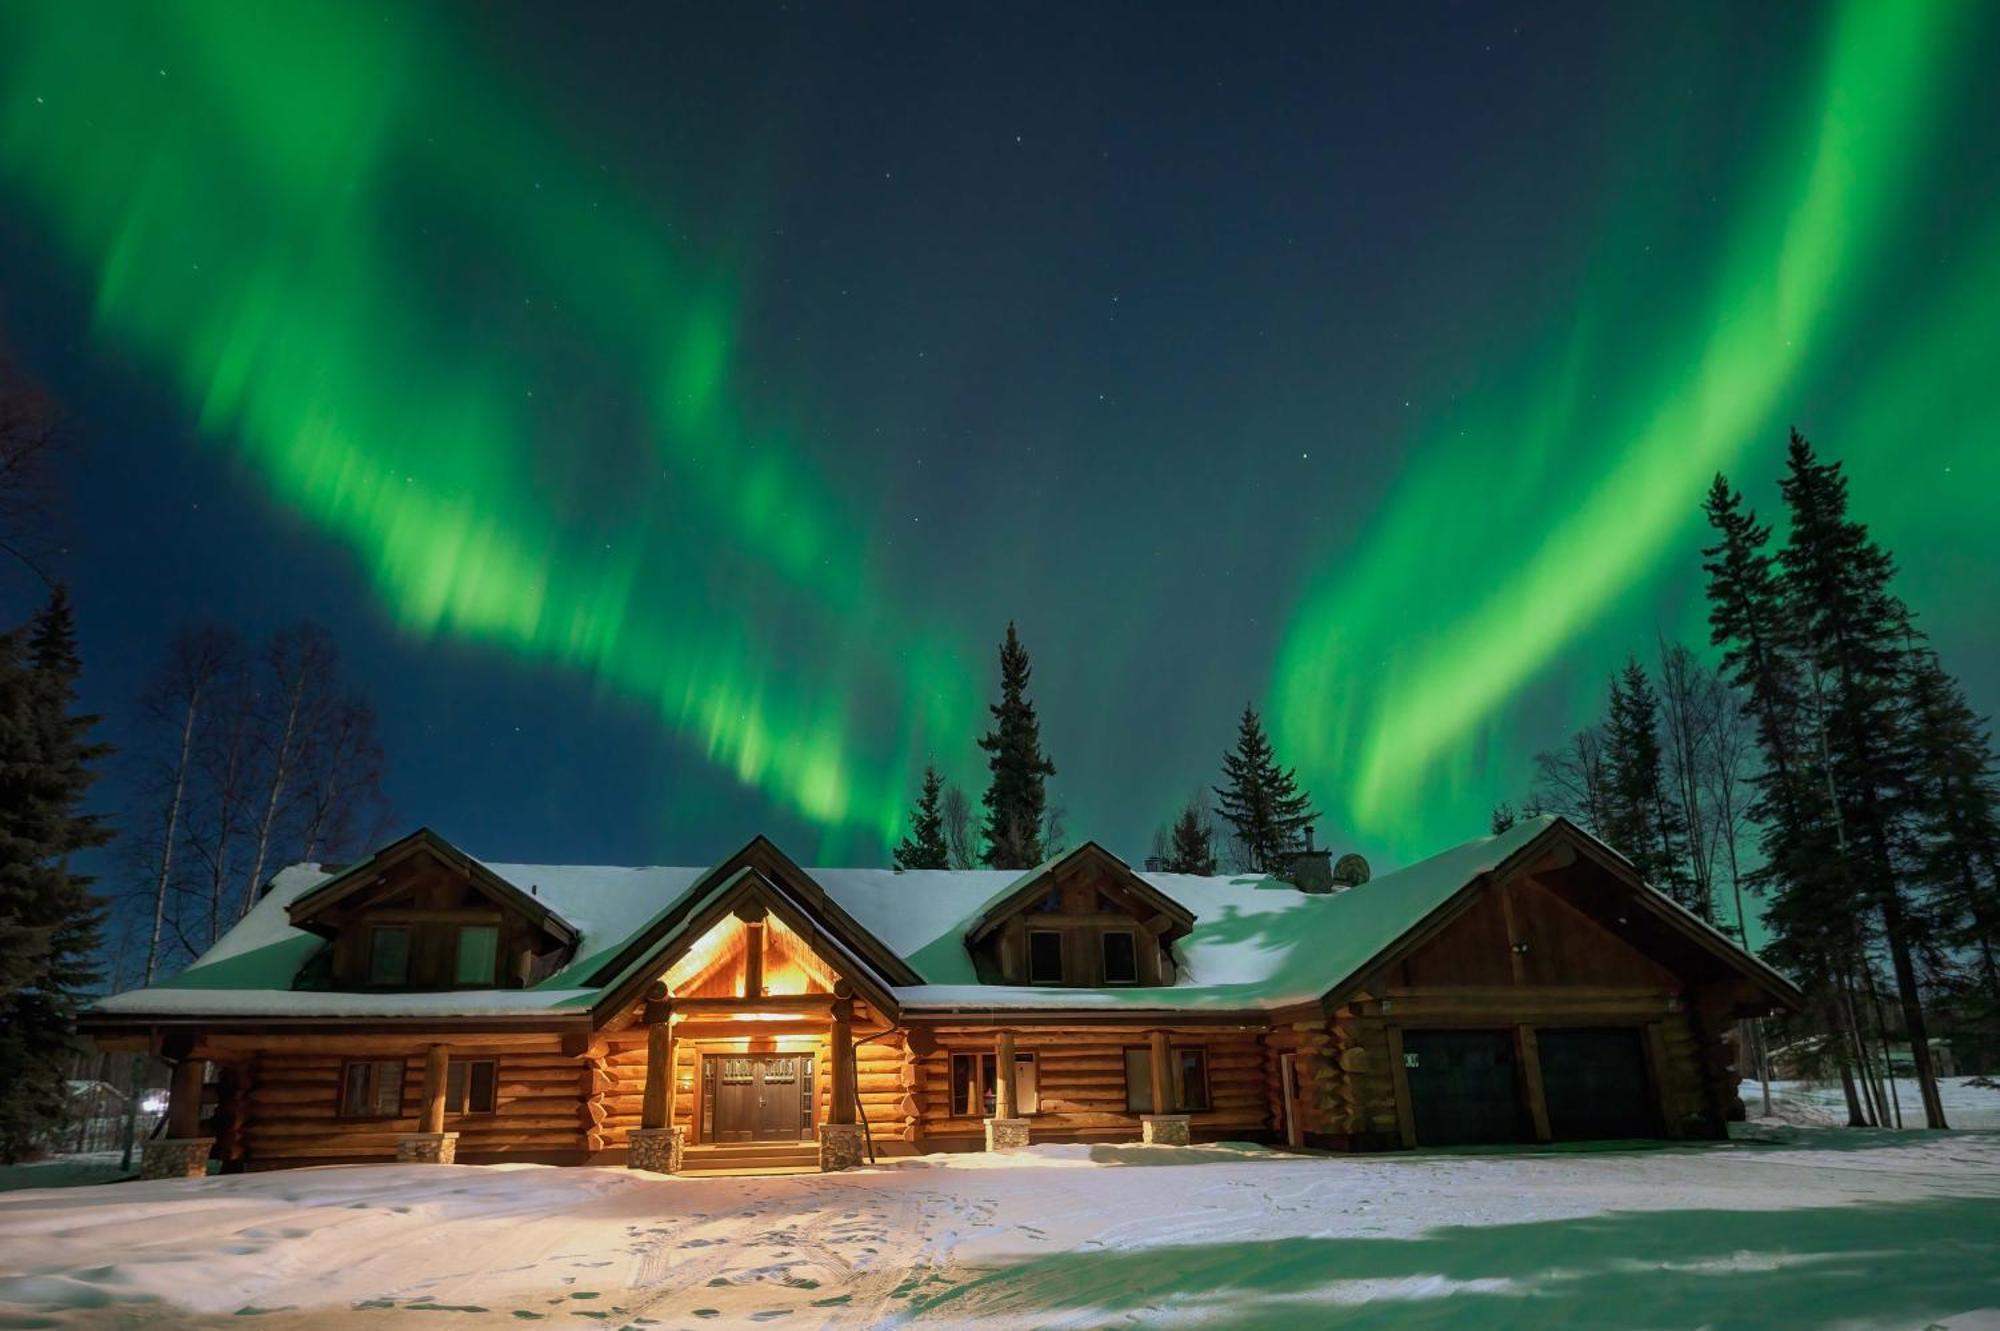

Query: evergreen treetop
left=1213, top=703, right=1316, bottom=874
left=978, top=623, right=1056, bottom=869
left=893, top=763, right=952, bottom=871
left=1160, top=800, right=1218, bottom=875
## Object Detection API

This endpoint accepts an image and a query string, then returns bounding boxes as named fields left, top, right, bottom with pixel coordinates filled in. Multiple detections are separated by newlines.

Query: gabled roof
left=85, top=816, right=1802, bottom=1027
left=287, top=827, right=579, bottom=949
left=964, top=841, right=1198, bottom=947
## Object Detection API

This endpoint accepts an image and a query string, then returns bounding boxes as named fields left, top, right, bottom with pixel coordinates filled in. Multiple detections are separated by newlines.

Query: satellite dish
left=1332, top=853, right=1371, bottom=887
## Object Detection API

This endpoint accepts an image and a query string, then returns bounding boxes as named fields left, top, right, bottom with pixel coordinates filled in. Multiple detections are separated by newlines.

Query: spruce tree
left=1213, top=704, right=1317, bottom=874
left=892, top=764, right=952, bottom=871
left=1601, top=660, right=1696, bottom=913
left=1777, top=429, right=1947, bottom=1128
left=1161, top=801, right=1218, bottom=875
left=0, top=587, right=111, bottom=1162
left=977, top=623, right=1056, bottom=869
left=1902, top=650, right=2000, bottom=1014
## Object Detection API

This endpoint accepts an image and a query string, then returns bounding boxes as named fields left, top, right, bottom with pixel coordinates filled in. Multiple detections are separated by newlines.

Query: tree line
left=1503, top=431, right=1999, bottom=1129
left=891, top=625, right=1320, bottom=877
left=0, top=368, right=391, bottom=1161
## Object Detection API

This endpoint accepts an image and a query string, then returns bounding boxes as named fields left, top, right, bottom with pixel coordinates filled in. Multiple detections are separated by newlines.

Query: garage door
left=1537, top=1027, right=1655, bottom=1141
left=1401, top=1030, right=1524, bottom=1146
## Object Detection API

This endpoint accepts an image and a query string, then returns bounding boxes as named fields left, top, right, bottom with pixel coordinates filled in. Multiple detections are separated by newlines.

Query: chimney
left=1283, top=824, right=1336, bottom=894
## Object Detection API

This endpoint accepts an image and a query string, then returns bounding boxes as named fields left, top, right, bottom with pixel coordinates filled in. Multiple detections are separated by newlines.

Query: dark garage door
left=1538, top=1027, right=1656, bottom=1141
left=1402, top=1030, right=1524, bottom=1146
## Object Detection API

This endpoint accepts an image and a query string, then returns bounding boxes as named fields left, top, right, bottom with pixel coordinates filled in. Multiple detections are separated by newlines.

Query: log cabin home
left=82, top=815, right=1801, bottom=1178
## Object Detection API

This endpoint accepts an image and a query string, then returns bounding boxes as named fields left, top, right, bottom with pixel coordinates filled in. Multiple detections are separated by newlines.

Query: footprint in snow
left=748, top=1312, right=791, bottom=1323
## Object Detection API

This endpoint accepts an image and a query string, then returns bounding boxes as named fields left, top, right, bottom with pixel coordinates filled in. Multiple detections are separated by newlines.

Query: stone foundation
left=984, top=1116, right=1031, bottom=1152
left=140, top=1137, right=213, bottom=1180
left=1140, top=1114, right=1192, bottom=1146
left=628, top=1125, right=687, bottom=1174
left=818, top=1122, right=866, bottom=1172
left=395, top=1131, right=459, bottom=1164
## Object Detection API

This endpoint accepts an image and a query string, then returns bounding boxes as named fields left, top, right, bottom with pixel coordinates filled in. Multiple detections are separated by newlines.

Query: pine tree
left=1902, top=650, right=2000, bottom=1017
left=892, top=764, right=952, bottom=871
left=1161, top=800, right=1218, bottom=875
left=0, top=587, right=111, bottom=1162
left=977, top=623, right=1056, bottom=869
left=1213, top=704, right=1317, bottom=874
left=1601, top=660, right=1696, bottom=913
left=1777, top=429, right=1947, bottom=1128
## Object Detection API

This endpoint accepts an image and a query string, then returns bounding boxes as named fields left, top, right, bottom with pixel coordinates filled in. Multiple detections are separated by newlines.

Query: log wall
left=242, top=1041, right=584, bottom=1166
left=911, top=1025, right=1274, bottom=1147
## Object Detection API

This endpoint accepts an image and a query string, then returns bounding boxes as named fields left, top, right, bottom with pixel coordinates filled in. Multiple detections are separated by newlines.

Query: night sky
left=2, top=0, right=1996, bottom=876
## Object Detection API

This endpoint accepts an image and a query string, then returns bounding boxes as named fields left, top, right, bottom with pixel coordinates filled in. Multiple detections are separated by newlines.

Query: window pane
left=368, top=928, right=409, bottom=985
left=456, top=925, right=498, bottom=985
left=950, top=1054, right=975, bottom=1117
left=372, top=1061, right=404, bottom=1117
left=340, top=1062, right=371, bottom=1117
left=1102, top=932, right=1137, bottom=984
left=1124, top=1048, right=1153, bottom=1113
left=470, top=1060, right=497, bottom=1113
left=1028, top=931, right=1063, bottom=983
left=1177, top=1050, right=1210, bottom=1111
left=1015, top=1053, right=1039, bottom=1115
left=980, top=1054, right=997, bottom=1117
left=446, top=1061, right=467, bottom=1113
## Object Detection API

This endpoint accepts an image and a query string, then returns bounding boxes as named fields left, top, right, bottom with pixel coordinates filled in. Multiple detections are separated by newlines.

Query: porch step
left=679, top=1141, right=822, bottom=1174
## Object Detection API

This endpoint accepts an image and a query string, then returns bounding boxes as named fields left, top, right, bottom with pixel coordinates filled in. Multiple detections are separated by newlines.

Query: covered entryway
left=1537, top=1027, right=1655, bottom=1141
left=702, top=1054, right=815, bottom=1144
left=1401, top=1029, right=1525, bottom=1146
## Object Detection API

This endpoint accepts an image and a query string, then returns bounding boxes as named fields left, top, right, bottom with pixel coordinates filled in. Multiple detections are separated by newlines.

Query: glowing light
left=1269, top=0, right=1971, bottom=855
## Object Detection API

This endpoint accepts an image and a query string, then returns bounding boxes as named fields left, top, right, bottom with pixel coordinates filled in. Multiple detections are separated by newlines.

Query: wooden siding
left=241, top=1041, right=583, bottom=1165
left=911, top=1025, right=1272, bottom=1146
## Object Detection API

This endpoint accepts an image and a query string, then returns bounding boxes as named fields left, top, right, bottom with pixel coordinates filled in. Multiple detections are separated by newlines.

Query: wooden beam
left=668, top=993, right=832, bottom=1015
left=420, top=1043, right=449, bottom=1134
left=1515, top=1025, right=1551, bottom=1142
left=827, top=999, right=856, bottom=1125
left=1644, top=1021, right=1681, bottom=1139
left=1497, top=881, right=1528, bottom=986
left=743, top=920, right=766, bottom=999
left=167, top=1056, right=206, bottom=1138
left=1148, top=1030, right=1172, bottom=1115
left=994, top=1029, right=1017, bottom=1119
left=1385, top=1026, right=1417, bottom=1150
left=641, top=1009, right=674, bottom=1131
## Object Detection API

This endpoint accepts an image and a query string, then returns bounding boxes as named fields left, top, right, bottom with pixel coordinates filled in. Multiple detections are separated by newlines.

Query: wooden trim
left=1514, top=1025, right=1551, bottom=1142
left=1385, top=1026, right=1417, bottom=1149
left=420, top=1043, right=449, bottom=1134
left=668, top=994, right=834, bottom=1015
left=1497, top=881, right=1528, bottom=986
left=965, top=843, right=1196, bottom=948
left=1148, top=1031, right=1172, bottom=1116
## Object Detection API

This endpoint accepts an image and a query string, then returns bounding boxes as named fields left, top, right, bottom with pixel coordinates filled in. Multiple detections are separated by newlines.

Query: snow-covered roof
left=91, top=815, right=1701, bottom=1022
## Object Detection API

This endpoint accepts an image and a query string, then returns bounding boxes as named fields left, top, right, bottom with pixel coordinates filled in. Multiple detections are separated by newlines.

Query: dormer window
left=455, top=925, right=498, bottom=986
left=1031, top=888, right=1062, bottom=914
left=1102, top=930, right=1137, bottom=985
left=367, top=926, right=410, bottom=986
left=1028, top=930, right=1064, bottom=983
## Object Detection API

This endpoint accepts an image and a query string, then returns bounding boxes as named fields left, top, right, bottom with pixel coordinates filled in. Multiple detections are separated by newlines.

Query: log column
left=397, top=1044, right=458, bottom=1164
left=142, top=1055, right=213, bottom=1180
left=630, top=987, right=685, bottom=1173
left=819, top=992, right=865, bottom=1171
left=984, top=1028, right=1029, bottom=1151
left=738, top=904, right=767, bottom=999
left=1141, top=1029, right=1190, bottom=1146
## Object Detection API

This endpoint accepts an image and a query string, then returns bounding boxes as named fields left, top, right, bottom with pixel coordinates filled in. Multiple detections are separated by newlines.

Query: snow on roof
left=92, top=818, right=1562, bottom=1021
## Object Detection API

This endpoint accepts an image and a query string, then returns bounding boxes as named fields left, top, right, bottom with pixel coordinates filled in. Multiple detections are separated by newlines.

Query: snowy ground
left=5, top=1123, right=2000, bottom=1331
left=1748, top=1076, right=2000, bottom=1129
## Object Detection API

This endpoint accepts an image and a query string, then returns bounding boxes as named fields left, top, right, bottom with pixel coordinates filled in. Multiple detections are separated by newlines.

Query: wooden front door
left=703, top=1055, right=814, bottom=1143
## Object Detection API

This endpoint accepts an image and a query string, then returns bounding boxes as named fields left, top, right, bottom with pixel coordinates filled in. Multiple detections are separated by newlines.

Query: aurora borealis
left=2, top=1, right=1996, bottom=868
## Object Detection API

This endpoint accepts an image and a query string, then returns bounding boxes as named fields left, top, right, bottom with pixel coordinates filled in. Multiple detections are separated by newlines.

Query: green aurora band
left=0, top=0, right=979, bottom=857
left=3, top=2, right=1996, bottom=864
left=1270, top=0, right=1991, bottom=856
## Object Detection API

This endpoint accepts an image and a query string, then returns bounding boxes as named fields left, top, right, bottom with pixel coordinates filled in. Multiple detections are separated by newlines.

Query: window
left=445, top=1059, right=498, bottom=1114
left=367, top=927, right=410, bottom=985
left=1101, top=931, right=1138, bottom=984
left=339, top=1060, right=405, bottom=1117
left=1175, top=1048, right=1211, bottom=1111
left=1123, top=1045, right=1209, bottom=1113
left=455, top=925, right=499, bottom=986
left=1030, top=887, right=1063, bottom=914
left=949, top=1052, right=1040, bottom=1116
left=1028, top=930, right=1064, bottom=983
